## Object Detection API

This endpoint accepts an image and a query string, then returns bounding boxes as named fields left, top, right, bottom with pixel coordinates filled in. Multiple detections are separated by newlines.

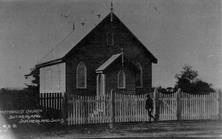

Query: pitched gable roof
left=96, top=53, right=140, bottom=73
left=36, top=12, right=157, bottom=68
left=36, top=21, right=96, bottom=67
left=96, top=53, right=121, bottom=73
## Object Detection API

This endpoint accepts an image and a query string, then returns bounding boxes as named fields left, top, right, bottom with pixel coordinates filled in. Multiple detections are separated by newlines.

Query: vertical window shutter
left=45, top=67, right=52, bottom=91
left=51, top=65, right=60, bottom=91
left=40, top=68, right=44, bottom=93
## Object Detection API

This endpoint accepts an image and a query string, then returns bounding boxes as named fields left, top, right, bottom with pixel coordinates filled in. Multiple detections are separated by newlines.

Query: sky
left=0, top=0, right=221, bottom=89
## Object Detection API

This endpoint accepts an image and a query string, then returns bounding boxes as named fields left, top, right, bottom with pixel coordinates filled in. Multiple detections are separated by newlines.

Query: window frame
left=76, top=62, right=87, bottom=89
left=117, top=70, right=126, bottom=89
left=107, top=31, right=114, bottom=45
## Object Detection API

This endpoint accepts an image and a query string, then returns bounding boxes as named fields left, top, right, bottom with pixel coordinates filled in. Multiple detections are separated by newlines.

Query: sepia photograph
left=0, top=0, right=221, bottom=138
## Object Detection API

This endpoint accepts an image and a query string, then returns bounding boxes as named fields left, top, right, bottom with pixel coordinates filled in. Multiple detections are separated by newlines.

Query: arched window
left=136, top=63, right=143, bottom=88
left=76, top=62, right=87, bottom=89
left=118, top=70, right=126, bottom=89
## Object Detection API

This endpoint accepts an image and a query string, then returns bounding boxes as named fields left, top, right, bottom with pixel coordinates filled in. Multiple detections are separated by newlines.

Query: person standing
left=145, top=94, right=157, bottom=122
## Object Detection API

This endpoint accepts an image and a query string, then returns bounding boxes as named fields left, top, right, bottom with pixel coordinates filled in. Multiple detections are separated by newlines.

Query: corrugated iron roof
left=96, top=53, right=121, bottom=72
left=36, top=13, right=106, bottom=66
left=36, top=12, right=158, bottom=67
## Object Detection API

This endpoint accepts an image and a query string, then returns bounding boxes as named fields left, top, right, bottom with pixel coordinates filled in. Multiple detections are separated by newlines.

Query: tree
left=0, top=88, right=39, bottom=109
left=25, top=68, right=39, bottom=93
left=153, top=86, right=176, bottom=94
left=175, top=65, right=214, bottom=94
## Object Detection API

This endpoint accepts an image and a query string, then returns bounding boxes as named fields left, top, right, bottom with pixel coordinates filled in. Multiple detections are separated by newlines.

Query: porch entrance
left=96, top=74, right=106, bottom=97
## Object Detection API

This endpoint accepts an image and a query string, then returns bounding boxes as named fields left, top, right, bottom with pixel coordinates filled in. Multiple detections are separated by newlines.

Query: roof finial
left=110, top=1, right=113, bottom=22
left=111, top=1, right=113, bottom=12
left=73, top=23, right=75, bottom=30
left=121, top=47, right=124, bottom=66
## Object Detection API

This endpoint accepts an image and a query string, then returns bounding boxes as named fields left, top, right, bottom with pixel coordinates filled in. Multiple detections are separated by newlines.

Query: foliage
left=0, top=88, right=39, bottom=109
left=25, top=68, right=39, bottom=93
left=175, top=65, right=215, bottom=94
left=153, top=86, right=177, bottom=94
left=0, top=68, right=41, bottom=110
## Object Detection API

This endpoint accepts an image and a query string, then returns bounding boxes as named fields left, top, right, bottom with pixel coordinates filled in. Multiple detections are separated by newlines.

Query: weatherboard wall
left=105, top=61, right=137, bottom=95
left=39, top=12, right=155, bottom=95
left=65, top=20, right=153, bottom=95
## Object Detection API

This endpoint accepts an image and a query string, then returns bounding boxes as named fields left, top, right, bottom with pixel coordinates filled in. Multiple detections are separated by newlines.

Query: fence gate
left=158, top=92, right=177, bottom=120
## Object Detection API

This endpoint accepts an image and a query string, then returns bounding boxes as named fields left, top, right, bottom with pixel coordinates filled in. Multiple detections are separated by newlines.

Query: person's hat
left=146, top=94, right=150, bottom=97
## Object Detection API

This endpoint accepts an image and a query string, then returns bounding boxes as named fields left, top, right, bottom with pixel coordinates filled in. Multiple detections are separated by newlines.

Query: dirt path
left=1, top=120, right=222, bottom=139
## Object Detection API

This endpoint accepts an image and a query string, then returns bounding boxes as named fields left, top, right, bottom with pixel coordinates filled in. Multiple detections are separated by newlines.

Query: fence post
left=218, top=90, right=222, bottom=120
left=154, top=89, right=159, bottom=121
left=109, top=89, right=115, bottom=129
left=176, top=89, right=182, bottom=120
left=62, top=92, right=68, bottom=125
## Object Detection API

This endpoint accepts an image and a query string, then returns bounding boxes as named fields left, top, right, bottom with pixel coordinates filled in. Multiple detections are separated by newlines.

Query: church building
left=36, top=7, right=158, bottom=97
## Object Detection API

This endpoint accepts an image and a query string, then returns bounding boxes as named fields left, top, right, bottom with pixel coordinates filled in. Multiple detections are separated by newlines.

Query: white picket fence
left=67, top=94, right=112, bottom=125
left=180, top=92, right=219, bottom=120
left=40, top=90, right=222, bottom=125
left=39, top=92, right=64, bottom=118
left=157, top=91, right=220, bottom=121
left=114, top=93, right=149, bottom=122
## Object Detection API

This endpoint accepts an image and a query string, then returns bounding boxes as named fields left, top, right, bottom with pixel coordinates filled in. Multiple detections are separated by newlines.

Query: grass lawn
left=0, top=120, right=222, bottom=139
